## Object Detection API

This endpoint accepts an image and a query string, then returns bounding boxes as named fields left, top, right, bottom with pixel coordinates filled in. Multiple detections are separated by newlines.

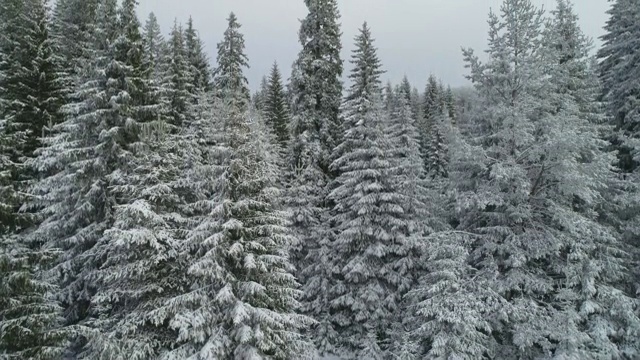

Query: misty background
left=137, top=0, right=609, bottom=91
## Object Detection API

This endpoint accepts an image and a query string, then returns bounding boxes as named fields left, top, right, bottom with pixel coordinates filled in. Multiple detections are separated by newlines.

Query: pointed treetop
left=213, top=12, right=250, bottom=108
left=346, top=22, right=384, bottom=104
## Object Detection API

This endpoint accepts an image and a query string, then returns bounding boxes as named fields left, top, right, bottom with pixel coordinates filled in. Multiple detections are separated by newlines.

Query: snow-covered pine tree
left=142, top=12, right=167, bottom=87
left=164, top=15, right=314, bottom=358
left=28, top=0, right=127, bottom=345
left=410, top=87, right=423, bottom=128
left=50, top=0, right=99, bottom=100
left=162, top=20, right=192, bottom=128
left=86, top=115, right=186, bottom=360
left=597, top=0, right=640, bottom=304
left=252, top=75, right=269, bottom=112
left=542, top=1, right=640, bottom=356
left=286, top=2, right=343, bottom=353
left=327, top=23, right=418, bottom=359
left=383, top=82, right=396, bottom=113
left=289, top=0, right=343, bottom=175
left=384, top=82, right=435, bottom=356
left=445, top=85, right=457, bottom=126
left=421, top=75, right=448, bottom=177
left=75, top=0, right=183, bottom=358
left=0, top=236, right=70, bottom=360
left=598, top=0, right=640, bottom=174
left=263, top=62, right=291, bottom=150
left=0, top=0, right=73, bottom=357
left=425, top=0, right=640, bottom=357
left=184, top=16, right=211, bottom=96
left=455, top=1, right=562, bottom=356
left=398, top=76, right=413, bottom=104
left=212, top=12, right=250, bottom=109
left=0, top=0, right=65, bottom=204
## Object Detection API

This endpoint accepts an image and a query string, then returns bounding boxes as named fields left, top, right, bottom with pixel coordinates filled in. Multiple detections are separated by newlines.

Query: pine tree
left=263, top=62, right=291, bottom=149
left=385, top=83, right=436, bottom=356
left=445, top=85, right=457, bottom=126
left=327, top=23, right=418, bottom=359
left=70, top=0, right=179, bottom=358
left=286, top=4, right=343, bottom=352
left=598, top=0, right=640, bottom=174
left=162, top=21, right=191, bottom=128
left=28, top=0, right=130, bottom=346
left=418, top=0, right=640, bottom=357
left=0, top=238, right=70, bottom=359
left=0, top=1, right=72, bottom=357
left=212, top=12, right=250, bottom=109
left=598, top=0, right=640, bottom=309
left=142, top=12, right=167, bottom=86
left=252, top=75, right=269, bottom=112
left=184, top=16, right=211, bottom=95
left=543, top=1, right=640, bottom=355
left=289, top=0, right=343, bottom=175
left=163, top=18, right=314, bottom=355
left=50, top=0, right=99, bottom=99
left=420, top=75, right=448, bottom=177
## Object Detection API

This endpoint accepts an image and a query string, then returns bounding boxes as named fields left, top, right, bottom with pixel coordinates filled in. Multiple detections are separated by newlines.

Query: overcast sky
left=136, top=0, right=610, bottom=91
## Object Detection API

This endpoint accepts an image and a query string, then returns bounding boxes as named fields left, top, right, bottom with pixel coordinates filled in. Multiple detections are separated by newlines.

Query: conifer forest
left=2, top=0, right=640, bottom=358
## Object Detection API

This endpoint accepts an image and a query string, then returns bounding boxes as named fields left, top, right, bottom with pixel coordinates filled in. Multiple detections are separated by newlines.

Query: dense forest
left=1, top=0, right=639, bottom=359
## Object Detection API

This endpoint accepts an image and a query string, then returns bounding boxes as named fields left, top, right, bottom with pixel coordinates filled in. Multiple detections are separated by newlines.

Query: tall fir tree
left=327, top=23, right=419, bottom=359
left=142, top=12, right=167, bottom=87
left=598, top=0, right=640, bottom=174
left=289, top=0, right=343, bottom=175
left=287, top=1, right=343, bottom=353
left=385, top=82, right=436, bottom=356
left=0, top=0, right=72, bottom=358
left=74, top=0, right=181, bottom=358
left=263, top=62, right=291, bottom=149
left=50, top=0, right=99, bottom=101
left=164, top=16, right=314, bottom=358
left=409, top=0, right=640, bottom=358
left=421, top=75, right=448, bottom=177
left=542, top=1, right=640, bottom=356
left=162, top=21, right=191, bottom=128
left=598, top=0, right=640, bottom=303
left=27, top=0, right=133, bottom=351
left=184, top=16, right=211, bottom=96
left=252, top=75, right=269, bottom=112
left=212, top=12, right=250, bottom=110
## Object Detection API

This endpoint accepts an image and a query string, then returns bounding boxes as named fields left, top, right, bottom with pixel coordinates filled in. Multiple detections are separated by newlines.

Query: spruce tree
left=414, top=1, right=640, bottom=357
left=287, top=4, right=343, bottom=352
left=73, top=0, right=179, bottom=358
left=598, top=0, right=640, bottom=313
left=0, top=239, right=70, bottom=359
left=184, top=16, right=211, bottom=95
left=142, top=12, right=167, bottom=86
left=212, top=12, right=250, bottom=109
left=420, top=75, right=448, bottom=177
left=598, top=0, right=640, bottom=174
left=543, top=1, right=640, bottom=355
left=162, top=21, right=191, bottom=128
left=50, top=0, right=99, bottom=99
left=252, top=75, right=269, bottom=112
left=0, top=0, right=72, bottom=357
left=28, top=0, right=127, bottom=343
left=164, top=16, right=314, bottom=357
left=385, top=83, right=436, bottom=356
left=327, top=23, right=418, bottom=359
left=289, top=0, right=343, bottom=174
left=445, top=86, right=457, bottom=126
left=264, top=62, right=291, bottom=149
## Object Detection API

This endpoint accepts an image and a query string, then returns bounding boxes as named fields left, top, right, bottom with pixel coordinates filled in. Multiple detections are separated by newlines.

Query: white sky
left=136, top=0, right=610, bottom=91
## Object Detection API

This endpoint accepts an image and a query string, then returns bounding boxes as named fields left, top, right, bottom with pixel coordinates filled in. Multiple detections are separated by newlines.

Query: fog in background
left=137, top=0, right=609, bottom=91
